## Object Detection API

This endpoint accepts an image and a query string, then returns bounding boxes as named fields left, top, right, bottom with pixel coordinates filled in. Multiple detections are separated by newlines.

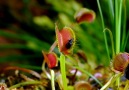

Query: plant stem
left=114, top=1, right=123, bottom=87
left=9, top=81, right=42, bottom=90
left=104, top=28, right=115, bottom=58
left=60, top=54, right=67, bottom=90
left=123, top=30, right=129, bottom=50
left=50, top=69, right=55, bottom=90
left=49, top=41, right=57, bottom=53
left=48, top=41, right=57, bottom=90
left=114, top=0, right=118, bottom=54
left=115, top=0, right=123, bottom=54
left=118, top=0, right=123, bottom=53
left=97, top=0, right=110, bottom=65
left=107, top=0, right=114, bottom=23
left=42, top=61, right=51, bottom=79
left=121, top=0, right=127, bottom=51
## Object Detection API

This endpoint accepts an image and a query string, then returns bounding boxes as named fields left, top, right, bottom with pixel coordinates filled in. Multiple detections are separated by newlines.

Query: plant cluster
left=0, top=0, right=129, bottom=90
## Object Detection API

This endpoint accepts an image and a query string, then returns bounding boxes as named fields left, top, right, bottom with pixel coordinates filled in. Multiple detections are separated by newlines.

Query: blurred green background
left=0, top=0, right=129, bottom=70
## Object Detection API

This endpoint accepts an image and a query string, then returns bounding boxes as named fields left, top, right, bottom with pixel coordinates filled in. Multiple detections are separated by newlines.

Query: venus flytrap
left=42, top=38, right=59, bottom=90
left=113, top=0, right=123, bottom=88
left=42, top=23, right=76, bottom=90
left=41, top=2, right=128, bottom=88
left=97, top=0, right=129, bottom=89
left=101, top=53, right=129, bottom=90
left=74, top=8, right=96, bottom=24
left=42, top=52, right=58, bottom=90
left=55, top=24, right=76, bottom=90
left=55, top=25, right=76, bottom=55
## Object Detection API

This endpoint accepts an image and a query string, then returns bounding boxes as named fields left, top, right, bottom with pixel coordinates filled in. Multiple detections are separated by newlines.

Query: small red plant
left=42, top=51, right=58, bottom=69
left=55, top=25, right=76, bottom=55
left=113, top=52, right=129, bottom=72
left=74, top=8, right=96, bottom=23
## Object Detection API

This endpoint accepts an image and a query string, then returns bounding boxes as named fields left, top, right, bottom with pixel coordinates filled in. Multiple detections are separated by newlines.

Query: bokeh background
left=0, top=0, right=129, bottom=70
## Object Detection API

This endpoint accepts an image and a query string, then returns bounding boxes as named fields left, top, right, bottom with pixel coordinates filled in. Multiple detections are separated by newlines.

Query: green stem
left=118, top=0, right=123, bottom=53
left=121, top=0, right=127, bottom=51
left=97, top=0, right=111, bottom=65
left=104, top=28, right=115, bottom=58
left=107, top=0, right=114, bottom=22
left=42, top=61, right=51, bottom=79
left=123, top=30, right=129, bottom=50
left=9, top=81, right=42, bottom=90
left=49, top=41, right=57, bottom=53
left=115, top=0, right=123, bottom=54
left=50, top=69, right=55, bottom=90
left=114, top=0, right=123, bottom=89
left=115, top=0, right=118, bottom=54
left=60, top=54, right=67, bottom=90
